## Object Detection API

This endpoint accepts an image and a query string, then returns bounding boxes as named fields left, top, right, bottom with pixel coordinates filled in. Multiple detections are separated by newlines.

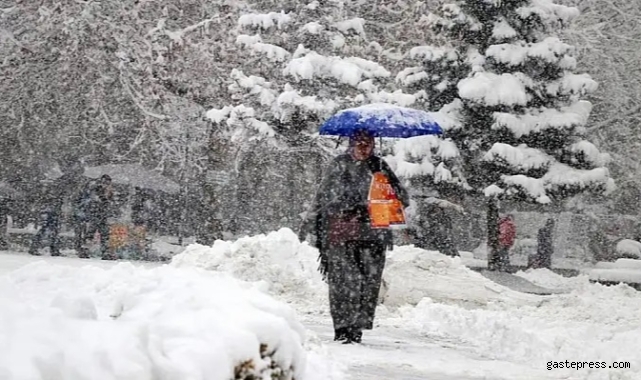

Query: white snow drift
left=0, top=260, right=315, bottom=380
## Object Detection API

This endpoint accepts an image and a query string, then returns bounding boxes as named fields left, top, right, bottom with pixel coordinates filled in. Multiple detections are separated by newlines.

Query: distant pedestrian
left=0, top=198, right=9, bottom=250
left=530, top=218, right=555, bottom=269
left=492, top=214, right=516, bottom=271
left=73, top=175, right=114, bottom=259
left=29, top=185, right=64, bottom=256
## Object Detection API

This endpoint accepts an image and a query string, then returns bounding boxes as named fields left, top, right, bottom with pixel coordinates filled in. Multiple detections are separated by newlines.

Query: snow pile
left=382, top=246, right=541, bottom=308
left=515, top=267, right=588, bottom=291
left=615, top=239, right=641, bottom=258
left=589, top=257, right=641, bottom=284
left=0, top=261, right=338, bottom=380
left=390, top=266, right=641, bottom=380
left=171, top=228, right=328, bottom=313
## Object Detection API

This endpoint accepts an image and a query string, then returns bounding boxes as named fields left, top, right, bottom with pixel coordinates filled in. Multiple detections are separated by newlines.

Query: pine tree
left=408, top=0, right=614, bottom=268
left=206, top=1, right=443, bottom=232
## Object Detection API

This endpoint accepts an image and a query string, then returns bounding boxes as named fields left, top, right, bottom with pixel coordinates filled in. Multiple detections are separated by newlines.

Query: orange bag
left=368, top=172, right=406, bottom=229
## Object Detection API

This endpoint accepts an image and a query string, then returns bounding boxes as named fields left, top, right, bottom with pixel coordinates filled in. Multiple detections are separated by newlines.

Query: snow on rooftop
left=283, top=52, right=390, bottom=87
left=458, top=72, right=528, bottom=106
left=238, top=11, right=292, bottom=30
left=333, top=18, right=366, bottom=37
left=492, top=100, right=592, bottom=137
left=483, top=143, right=553, bottom=171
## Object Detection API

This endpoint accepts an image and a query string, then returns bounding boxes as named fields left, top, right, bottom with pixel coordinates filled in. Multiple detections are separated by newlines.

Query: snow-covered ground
left=1, top=228, right=640, bottom=379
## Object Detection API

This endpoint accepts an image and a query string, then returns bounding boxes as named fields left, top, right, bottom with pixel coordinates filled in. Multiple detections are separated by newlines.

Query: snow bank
left=0, top=261, right=327, bottom=380
left=382, top=246, right=541, bottom=308
left=616, top=239, right=641, bottom=258
left=387, top=262, right=641, bottom=380
left=171, top=228, right=328, bottom=313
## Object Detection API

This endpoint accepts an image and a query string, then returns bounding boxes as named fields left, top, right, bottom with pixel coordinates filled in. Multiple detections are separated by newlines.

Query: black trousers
left=30, top=215, right=61, bottom=254
left=74, top=218, right=109, bottom=254
left=326, top=240, right=386, bottom=331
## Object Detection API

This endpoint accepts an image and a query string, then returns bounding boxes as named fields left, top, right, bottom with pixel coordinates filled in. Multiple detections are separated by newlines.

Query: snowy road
left=1, top=248, right=637, bottom=380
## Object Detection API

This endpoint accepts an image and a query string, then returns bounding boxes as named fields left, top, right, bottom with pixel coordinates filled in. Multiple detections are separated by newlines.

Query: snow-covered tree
left=204, top=1, right=460, bottom=232
left=406, top=0, right=614, bottom=268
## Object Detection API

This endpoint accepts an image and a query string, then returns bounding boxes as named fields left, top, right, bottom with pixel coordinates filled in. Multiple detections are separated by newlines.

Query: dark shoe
left=50, top=251, right=62, bottom=257
left=342, top=328, right=362, bottom=344
left=101, top=254, right=118, bottom=260
left=77, top=248, right=90, bottom=258
left=29, top=250, right=41, bottom=256
left=334, top=327, right=349, bottom=342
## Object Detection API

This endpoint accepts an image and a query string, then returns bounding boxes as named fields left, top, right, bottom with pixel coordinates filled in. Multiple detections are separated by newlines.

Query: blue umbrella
left=319, top=103, right=443, bottom=138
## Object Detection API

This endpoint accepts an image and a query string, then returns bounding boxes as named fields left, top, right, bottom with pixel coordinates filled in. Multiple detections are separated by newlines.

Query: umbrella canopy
left=0, top=181, right=23, bottom=199
left=319, top=103, right=443, bottom=138
left=83, top=164, right=180, bottom=194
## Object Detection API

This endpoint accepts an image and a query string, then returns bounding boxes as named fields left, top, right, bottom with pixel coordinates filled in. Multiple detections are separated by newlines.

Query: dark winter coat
left=300, top=153, right=409, bottom=253
left=536, top=219, right=555, bottom=267
left=74, top=180, right=112, bottom=222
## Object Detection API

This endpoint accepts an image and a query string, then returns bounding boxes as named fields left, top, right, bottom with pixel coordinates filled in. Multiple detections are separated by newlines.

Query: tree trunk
left=486, top=197, right=500, bottom=271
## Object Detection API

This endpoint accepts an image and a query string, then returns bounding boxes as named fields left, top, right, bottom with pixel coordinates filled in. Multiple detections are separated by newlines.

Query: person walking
left=73, top=175, right=114, bottom=259
left=29, top=185, right=64, bottom=256
left=531, top=218, right=555, bottom=269
left=299, top=130, right=409, bottom=344
left=493, top=214, right=516, bottom=271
